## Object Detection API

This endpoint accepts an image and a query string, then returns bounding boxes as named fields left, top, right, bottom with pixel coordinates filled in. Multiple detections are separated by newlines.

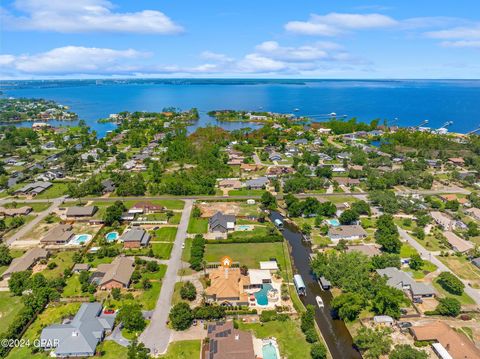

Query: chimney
left=224, top=267, right=229, bottom=279
left=235, top=334, right=239, bottom=341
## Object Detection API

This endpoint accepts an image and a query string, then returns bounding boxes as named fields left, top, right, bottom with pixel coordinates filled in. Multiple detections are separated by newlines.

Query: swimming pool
left=327, top=219, right=340, bottom=227
left=69, top=234, right=92, bottom=245
left=237, top=225, right=251, bottom=231
left=254, top=283, right=273, bottom=306
left=262, top=342, right=279, bottom=359
left=105, top=231, right=119, bottom=242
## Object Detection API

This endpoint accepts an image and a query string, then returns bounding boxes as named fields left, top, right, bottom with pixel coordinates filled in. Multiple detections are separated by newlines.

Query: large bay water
left=1, top=79, right=480, bottom=137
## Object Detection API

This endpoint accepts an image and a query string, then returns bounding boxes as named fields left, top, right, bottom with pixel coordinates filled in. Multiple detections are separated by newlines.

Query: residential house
left=121, top=228, right=151, bottom=248
left=346, top=245, right=381, bottom=257
left=245, top=177, right=269, bottom=189
left=40, top=302, right=116, bottom=357
left=15, top=181, right=52, bottom=196
left=332, top=177, right=360, bottom=186
left=337, top=152, right=351, bottom=160
left=1, top=247, right=48, bottom=280
left=218, top=179, right=242, bottom=190
left=205, top=266, right=249, bottom=306
left=448, top=157, right=465, bottom=167
left=72, top=263, right=91, bottom=273
left=376, top=267, right=436, bottom=299
left=66, top=206, right=98, bottom=218
left=41, top=224, right=74, bottom=245
left=430, top=211, right=454, bottom=230
left=443, top=231, right=474, bottom=253
left=240, top=163, right=262, bottom=172
left=101, top=179, right=115, bottom=193
left=96, top=256, right=135, bottom=290
left=130, top=201, right=163, bottom=214
left=268, top=152, right=282, bottom=162
left=410, top=321, right=480, bottom=359
left=465, top=207, right=480, bottom=221
left=202, top=321, right=255, bottom=359
left=328, top=225, right=367, bottom=241
left=0, top=206, right=32, bottom=217
left=267, top=166, right=294, bottom=176
left=209, top=212, right=236, bottom=234
left=293, top=138, right=308, bottom=145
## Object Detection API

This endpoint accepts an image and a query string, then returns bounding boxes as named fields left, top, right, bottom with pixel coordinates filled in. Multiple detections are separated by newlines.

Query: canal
left=270, top=211, right=361, bottom=359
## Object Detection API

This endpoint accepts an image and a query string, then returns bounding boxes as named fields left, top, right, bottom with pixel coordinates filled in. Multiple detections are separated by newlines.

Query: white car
left=181, top=243, right=185, bottom=249
left=316, top=296, right=324, bottom=308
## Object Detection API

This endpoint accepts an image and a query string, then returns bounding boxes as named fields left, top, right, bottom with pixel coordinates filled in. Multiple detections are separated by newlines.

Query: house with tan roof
left=218, top=179, right=242, bottom=190
left=410, top=321, right=480, bottom=359
left=40, top=224, right=74, bottom=245
left=205, top=266, right=250, bottom=306
left=443, top=231, right=474, bottom=253
left=1, top=247, right=48, bottom=280
left=96, top=256, right=135, bottom=290
left=465, top=207, right=480, bottom=221
left=0, top=206, right=32, bottom=217
left=430, top=211, right=454, bottom=230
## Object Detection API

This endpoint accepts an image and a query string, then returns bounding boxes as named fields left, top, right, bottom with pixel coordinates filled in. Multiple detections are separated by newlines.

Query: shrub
left=189, top=234, right=206, bottom=271
left=304, top=327, right=319, bottom=343
left=180, top=281, right=196, bottom=301
left=437, top=272, right=464, bottom=295
left=310, top=343, right=327, bottom=359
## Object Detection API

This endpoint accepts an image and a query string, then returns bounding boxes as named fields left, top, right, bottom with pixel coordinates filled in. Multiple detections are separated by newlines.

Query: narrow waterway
left=270, top=211, right=361, bottom=359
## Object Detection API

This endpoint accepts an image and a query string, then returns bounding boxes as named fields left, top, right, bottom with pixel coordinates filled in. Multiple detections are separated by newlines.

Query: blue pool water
left=105, top=231, right=119, bottom=242
left=237, top=225, right=250, bottom=230
left=327, top=219, right=340, bottom=227
left=262, top=343, right=278, bottom=359
left=254, top=284, right=273, bottom=306
left=70, top=234, right=92, bottom=245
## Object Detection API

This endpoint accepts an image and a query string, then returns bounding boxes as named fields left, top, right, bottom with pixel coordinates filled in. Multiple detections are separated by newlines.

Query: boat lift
left=412, top=120, right=429, bottom=131
left=467, top=125, right=480, bottom=136
left=434, top=121, right=453, bottom=134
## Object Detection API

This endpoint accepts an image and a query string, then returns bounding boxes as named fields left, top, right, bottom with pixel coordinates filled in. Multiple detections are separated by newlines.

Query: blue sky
left=1, top=0, right=480, bottom=79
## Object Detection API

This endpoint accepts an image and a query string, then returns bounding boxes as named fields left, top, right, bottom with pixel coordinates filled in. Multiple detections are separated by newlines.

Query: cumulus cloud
left=3, top=0, right=183, bottom=33
left=285, top=12, right=397, bottom=36
left=254, top=41, right=343, bottom=62
left=199, top=51, right=233, bottom=63
left=426, top=25, right=480, bottom=39
left=1, top=46, right=147, bottom=75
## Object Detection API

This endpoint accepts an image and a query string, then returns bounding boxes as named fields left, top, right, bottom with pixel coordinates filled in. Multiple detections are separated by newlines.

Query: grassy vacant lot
left=227, top=225, right=271, bottom=240
left=152, top=242, right=174, bottom=259
left=432, top=279, right=475, bottom=305
left=438, top=256, right=480, bottom=281
left=182, top=237, right=193, bottom=262
left=0, top=292, right=24, bottom=335
left=187, top=217, right=208, bottom=234
left=405, top=260, right=437, bottom=279
left=34, top=182, right=69, bottom=199
left=43, top=251, right=75, bottom=279
left=154, top=227, right=178, bottom=242
left=62, top=274, right=82, bottom=297
left=238, top=320, right=312, bottom=359
left=7, top=303, right=81, bottom=359
left=204, top=242, right=288, bottom=270
left=228, top=188, right=264, bottom=196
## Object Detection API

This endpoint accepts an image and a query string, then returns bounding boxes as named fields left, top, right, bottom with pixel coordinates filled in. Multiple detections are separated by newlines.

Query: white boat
left=316, top=296, right=324, bottom=308
left=329, top=112, right=337, bottom=117
left=294, top=108, right=300, bottom=112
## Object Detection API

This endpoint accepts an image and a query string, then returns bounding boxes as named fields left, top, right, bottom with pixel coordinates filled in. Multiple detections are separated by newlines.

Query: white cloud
left=4, top=0, right=183, bottom=33
left=237, top=54, right=286, bottom=73
left=254, top=41, right=340, bottom=62
left=440, top=40, right=480, bottom=48
left=426, top=25, right=480, bottom=39
left=2, top=46, right=147, bottom=75
left=285, top=12, right=397, bottom=36
left=199, top=51, right=233, bottom=62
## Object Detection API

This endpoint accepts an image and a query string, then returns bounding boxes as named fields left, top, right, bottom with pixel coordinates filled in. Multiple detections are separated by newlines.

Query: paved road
left=4, top=197, right=64, bottom=246
left=398, top=226, right=480, bottom=305
left=139, top=199, right=193, bottom=355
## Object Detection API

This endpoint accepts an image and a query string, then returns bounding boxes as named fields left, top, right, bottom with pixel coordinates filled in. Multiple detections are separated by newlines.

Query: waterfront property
left=327, top=224, right=367, bottom=241
left=40, top=302, right=116, bottom=357
left=208, top=211, right=236, bottom=239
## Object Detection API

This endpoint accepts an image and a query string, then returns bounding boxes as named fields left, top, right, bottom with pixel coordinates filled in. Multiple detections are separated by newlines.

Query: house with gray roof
left=40, top=302, right=115, bottom=357
left=328, top=225, right=367, bottom=242
left=40, top=224, right=74, bottom=245
left=376, top=267, right=435, bottom=299
left=66, top=206, right=98, bottom=218
left=245, top=176, right=269, bottom=189
left=293, top=138, right=308, bottom=145
left=268, top=152, right=282, bottom=162
left=121, top=228, right=151, bottom=248
left=101, top=179, right=115, bottom=193
left=14, top=181, right=52, bottom=196
left=209, top=212, right=236, bottom=234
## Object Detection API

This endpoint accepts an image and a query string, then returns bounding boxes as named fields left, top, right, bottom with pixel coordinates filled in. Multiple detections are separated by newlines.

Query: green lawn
left=34, top=182, right=69, bottom=199
left=0, top=292, right=24, bottom=335
left=62, top=274, right=83, bottom=297
left=228, top=189, right=264, bottom=196
left=0, top=249, right=24, bottom=276
left=227, top=225, right=272, bottom=240
left=43, top=251, right=75, bottom=279
left=438, top=256, right=480, bottom=281
left=204, top=242, right=288, bottom=271
left=172, top=282, right=184, bottom=305
left=238, top=320, right=312, bottom=359
left=154, top=227, right=178, bottom=242
left=97, top=341, right=127, bottom=359
left=187, top=217, right=208, bottom=234
left=160, top=340, right=201, bottom=359
left=400, top=243, right=418, bottom=258
left=152, top=242, right=174, bottom=259
left=405, top=260, right=437, bottom=279
left=432, top=279, right=475, bottom=305
left=182, top=237, right=193, bottom=262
